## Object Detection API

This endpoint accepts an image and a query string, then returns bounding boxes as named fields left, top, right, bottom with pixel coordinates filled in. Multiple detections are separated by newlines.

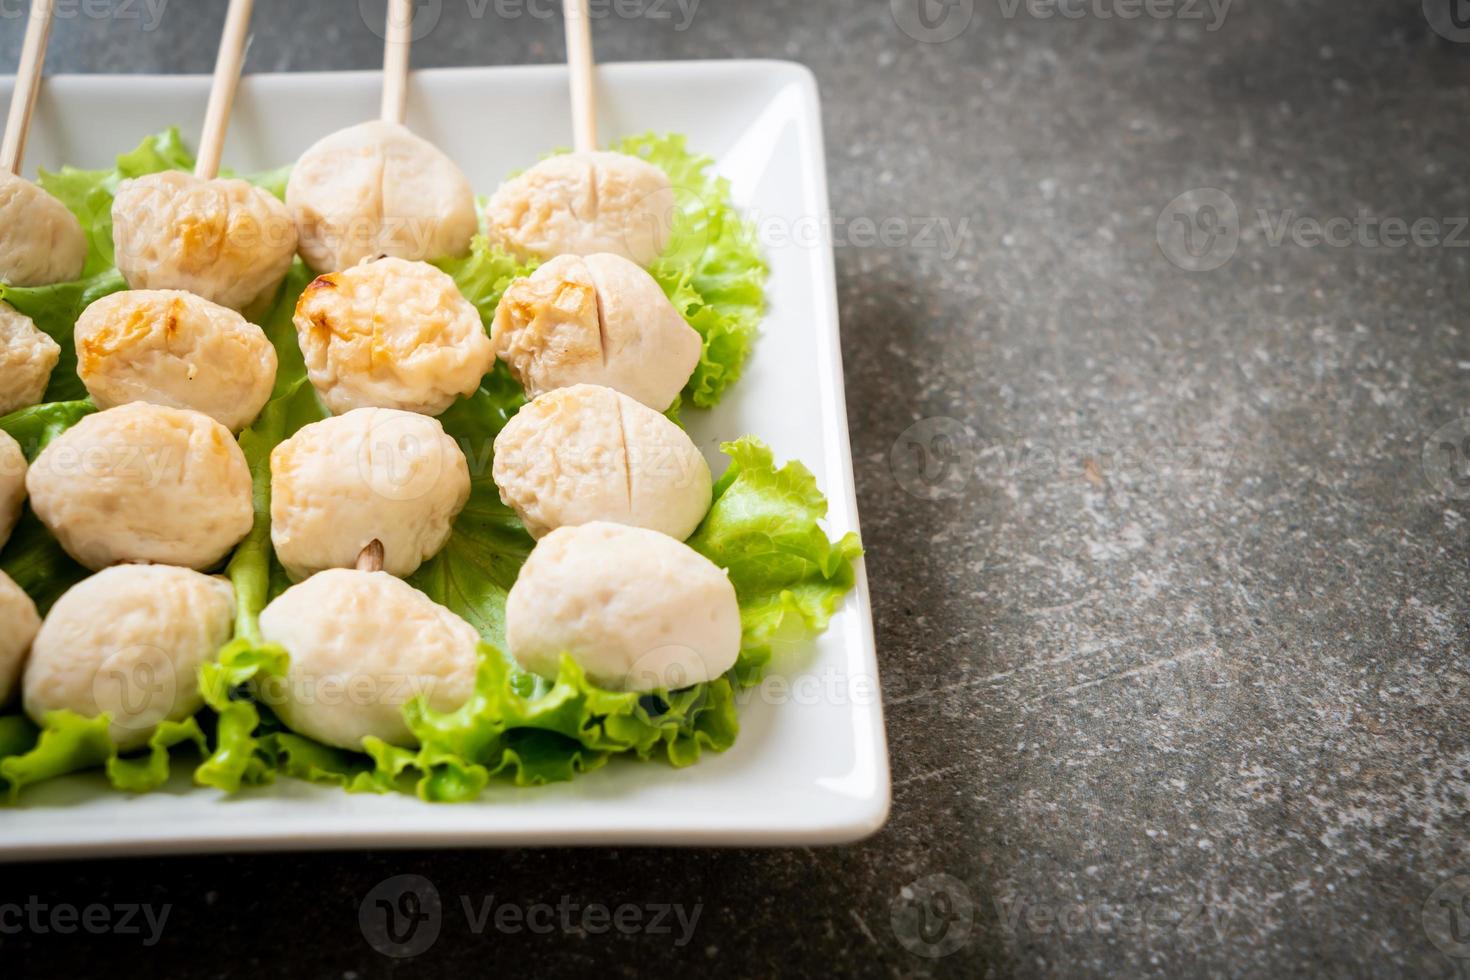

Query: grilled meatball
left=26, top=403, right=253, bottom=571
left=256, top=568, right=480, bottom=750
left=0, top=570, right=40, bottom=707
left=23, top=565, right=233, bottom=750
left=493, top=384, right=711, bottom=540
left=506, top=522, right=741, bottom=692
left=112, top=171, right=298, bottom=312
left=0, top=170, right=87, bottom=287
left=75, top=289, right=278, bottom=433
left=484, top=151, right=673, bottom=267
left=491, top=252, right=699, bottom=411
left=0, top=301, right=60, bottom=415
left=294, top=257, right=493, bottom=416
left=270, top=407, right=470, bottom=581
left=287, top=120, right=478, bottom=274
left=0, top=429, right=25, bottom=550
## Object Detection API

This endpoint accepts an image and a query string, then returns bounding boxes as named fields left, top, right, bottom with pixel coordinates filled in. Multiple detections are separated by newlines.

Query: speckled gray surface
left=3, top=0, right=1469, bottom=976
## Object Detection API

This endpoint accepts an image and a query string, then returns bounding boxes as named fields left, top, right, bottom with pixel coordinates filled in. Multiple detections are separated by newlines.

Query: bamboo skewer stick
left=562, top=0, right=597, bottom=153
left=194, top=0, right=255, bottom=180
left=356, top=540, right=385, bottom=573
left=1, top=0, right=56, bottom=175
left=381, top=0, right=413, bottom=125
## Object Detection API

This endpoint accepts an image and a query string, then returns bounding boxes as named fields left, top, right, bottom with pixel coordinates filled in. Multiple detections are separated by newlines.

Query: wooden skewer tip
left=356, top=539, right=386, bottom=573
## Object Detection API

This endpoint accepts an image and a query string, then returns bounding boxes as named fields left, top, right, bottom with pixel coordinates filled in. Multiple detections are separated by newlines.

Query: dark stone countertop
left=4, top=0, right=1470, bottom=976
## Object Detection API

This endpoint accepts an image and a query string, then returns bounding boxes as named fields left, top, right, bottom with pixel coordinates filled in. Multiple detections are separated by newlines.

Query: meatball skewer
left=482, top=1, right=676, bottom=268
left=111, top=0, right=298, bottom=312
left=285, top=0, right=477, bottom=274
left=26, top=403, right=254, bottom=572
left=0, top=0, right=87, bottom=288
left=0, top=2, right=83, bottom=410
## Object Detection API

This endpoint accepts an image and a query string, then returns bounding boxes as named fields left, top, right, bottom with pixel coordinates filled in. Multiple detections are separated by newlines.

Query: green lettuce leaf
left=258, top=262, right=314, bottom=395
left=0, top=399, right=96, bottom=458
left=406, top=366, right=533, bottom=641
left=0, top=509, right=88, bottom=616
left=240, top=164, right=293, bottom=203
left=0, top=712, right=206, bottom=802
left=198, top=643, right=739, bottom=803
left=194, top=637, right=290, bottom=792
left=689, top=437, right=865, bottom=683
left=613, top=133, right=768, bottom=408
left=193, top=277, right=321, bottom=794
left=386, top=647, right=738, bottom=802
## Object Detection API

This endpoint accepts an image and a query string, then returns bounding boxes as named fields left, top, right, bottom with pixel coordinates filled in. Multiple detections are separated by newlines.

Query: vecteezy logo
left=359, top=874, right=442, bottom=958
left=889, top=417, right=978, bottom=500
left=1422, top=419, right=1470, bottom=500
left=1423, top=874, right=1470, bottom=958
left=624, top=183, right=709, bottom=269
left=91, top=645, right=178, bottom=737
left=890, top=873, right=975, bottom=958
left=359, top=0, right=443, bottom=42
left=1425, top=0, right=1470, bottom=42
left=357, top=413, right=444, bottom=502
left=1156, top=188, right=1240, bottom=272
left=891, top=0, right=974, bottom=43
left=623, top=644, right=700, bottom=693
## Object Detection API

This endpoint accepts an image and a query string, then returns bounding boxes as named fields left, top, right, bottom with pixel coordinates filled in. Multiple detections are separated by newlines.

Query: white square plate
left=0, top=61, right=887, bottom=858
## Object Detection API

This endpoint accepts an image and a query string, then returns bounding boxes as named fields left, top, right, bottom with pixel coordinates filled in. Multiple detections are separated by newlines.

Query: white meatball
left=270, top=408, right=470, bottom=581
left=112, top=171, right=298, bottom=312
left=0, top=171, right=87, bottom=287
left=492, top=253, right=700, bottom=411
left=22, top=565, right=233, bottom=751
left=0, top=570, right=40, bottom=708
left=75, top=289, right=278, bottom=433
left=287, top=120, right=478, bottom=274
left=493, top=384, right=711, bottom=540
left=0, top=429, right=25, bottom=549
left=256, top=569, right=479, bottom=750
left=0, top=300, right=60, bottom=415
left=506, top=522, right=741, bottom=692
left=26, top=403, right=253, bottom=571
left=485, top=151, right=674, bottom=267
left=294, top=257, right=493, bottom=416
